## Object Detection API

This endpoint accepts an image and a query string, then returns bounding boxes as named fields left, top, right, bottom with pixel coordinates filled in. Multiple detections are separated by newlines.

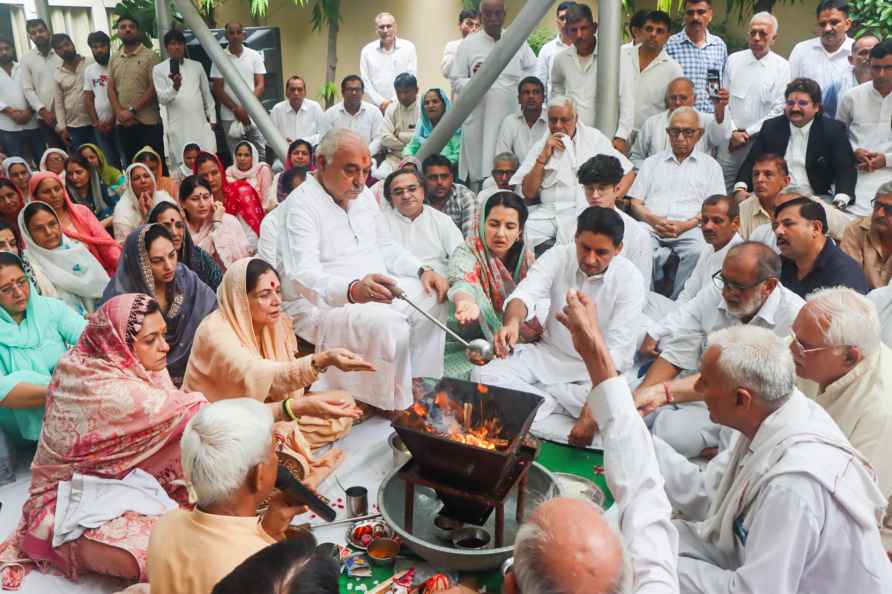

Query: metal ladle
left=390, top=286, right=495, bottom=365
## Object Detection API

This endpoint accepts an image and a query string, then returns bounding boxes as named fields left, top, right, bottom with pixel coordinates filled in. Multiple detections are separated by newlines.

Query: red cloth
left=193, top=152, right=265, bottom=236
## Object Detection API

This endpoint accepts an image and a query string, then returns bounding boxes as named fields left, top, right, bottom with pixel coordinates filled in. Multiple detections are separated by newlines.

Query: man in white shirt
left=653, top=324, right=892, bottom=593
left=791, top=287, right=892, bottom=553
left=565, top=154, right=653, bottom=289
left=868, top=282, right=892, bottom=348
left=440, top=9, right=479, bottom=81
left=0, top=37, right=39, bottom=162
left=515, top=95, right=634, bottom=252
left=624, top=10, right=684, bottom=134
left=448, top=0, right=536, bottom=187
left=550, top=4, right=634, bottom=151
left=21, top=18, right=62, bottom=152
left=210, top=21, right=267, bottom=159
left=630, top=77, right=731, bottom=168
left=836, top=40, right=892, bottom=217
left=718, top=12, right=790, bottom=191
left=502, top=290, right=679, bottom=594
left=381, top=168, right=463, bottom=277
left=789, top=0, right=854, bottom=106
left=495, top=76, right=548, bottom=166
left=153, top=30, right=217, bottom=172
left=320, top=75, right=384, bottom=153
left=360, top=12, right=417, bottom=114
left=269, top=76, right=324, bottom=147
left=278, top=129, right=449, bottom=412
left=375, top=73, right=419, bottom=179
left=535, top=1, right=576, bottom=98
left=629, top=106, right=726, bottom=298
left=476, top=152, right=519, bottom=209
left=83, top=31, right=121, bottom=168
left=634, top=242, right=805, bottom=457
left=50, top=34, right=93, bottom=151
left=473, top=206, right=645, bottom=444
left=823, top=31, right=879, bottom=118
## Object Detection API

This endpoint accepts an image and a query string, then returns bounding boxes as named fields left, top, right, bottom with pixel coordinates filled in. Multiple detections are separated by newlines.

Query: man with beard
left=842, top=183, right=892, bottom=289
left=107, top=14, right=164, bottom=165
left=51, top=34, right=93, bottom=150
left=0, top=36, right=40, bottom=163
left=775, top=196, right=869, bottom=296
left=789, top=0, right=854, bottom=107
left=495, top=76, right=548, bottom=166
left=20, top=19, right=61, bottom=152
left=83, top=31, right=121, bottom=168
left=421, top=153, right=477, bottom=238
left=633, top=242, right=805, bottom=458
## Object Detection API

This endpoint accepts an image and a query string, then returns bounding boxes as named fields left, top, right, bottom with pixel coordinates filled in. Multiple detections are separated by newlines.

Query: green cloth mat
left=338, top=441, right=611, bottom=593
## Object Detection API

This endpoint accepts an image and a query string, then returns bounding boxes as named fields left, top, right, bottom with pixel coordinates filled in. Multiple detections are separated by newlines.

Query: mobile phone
left=170, top=57, right=179, bottom=76
left=706, top=69, right=720, bottom=99
left=275, top=466, right=337, bottom=522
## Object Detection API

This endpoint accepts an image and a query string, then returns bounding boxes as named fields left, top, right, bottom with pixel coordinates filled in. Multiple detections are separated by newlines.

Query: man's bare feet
left=568, top=404, right=598, bottom=447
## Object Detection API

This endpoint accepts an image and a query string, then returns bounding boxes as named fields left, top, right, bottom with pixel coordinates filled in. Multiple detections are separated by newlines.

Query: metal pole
left=416, top=0, right=555, bottom=161
left=171, top=0, right=288, bottom=162
left=156, top=0, right=172, bottom=59
left=595, top=0, right=622, bottom=137
left=33, top=0, right=50, bottom=27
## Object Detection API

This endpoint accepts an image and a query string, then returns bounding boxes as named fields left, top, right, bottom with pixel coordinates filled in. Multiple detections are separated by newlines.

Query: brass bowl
left=367, top=537, right=400, bottom=566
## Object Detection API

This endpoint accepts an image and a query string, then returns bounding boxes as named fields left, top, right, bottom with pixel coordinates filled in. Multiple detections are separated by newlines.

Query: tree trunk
left=325, top=1, right=339, bottom=109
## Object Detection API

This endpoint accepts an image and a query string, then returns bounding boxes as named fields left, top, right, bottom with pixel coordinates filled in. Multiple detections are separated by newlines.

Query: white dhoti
left=296, top=278, right=446, bottom=411
left=471, top=342, right=592, bottom=422
left=646, top=402, right=723, bottom=459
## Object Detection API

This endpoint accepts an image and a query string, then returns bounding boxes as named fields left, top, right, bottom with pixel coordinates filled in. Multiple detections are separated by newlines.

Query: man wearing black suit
left=734, top=78, right=857, bottom=211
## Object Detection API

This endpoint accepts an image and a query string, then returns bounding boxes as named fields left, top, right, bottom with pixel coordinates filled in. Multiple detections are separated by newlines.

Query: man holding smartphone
left=665, top=0, right=728, bottom=113
left=152, top=29, right=217, bottom=172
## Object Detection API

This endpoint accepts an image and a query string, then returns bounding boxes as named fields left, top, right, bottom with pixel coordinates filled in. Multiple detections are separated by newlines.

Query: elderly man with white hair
left=277, top=128, right=450, bottom=412
left=147, top=399, right=309, bottom=594
left=655, top=325, right=892, bottom=593
left=791, top=287, right=892, bottom=552
left=513, top=95, right=634, bottom=251
left=359, top=12, right=417, bottom=113
left=716, top=12, right=790, bottom=190
left=628, top=105, right=727, bottom=298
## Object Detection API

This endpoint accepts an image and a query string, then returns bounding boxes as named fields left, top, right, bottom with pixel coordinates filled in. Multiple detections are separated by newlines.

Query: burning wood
left=401, top=387, right=509, bottom=451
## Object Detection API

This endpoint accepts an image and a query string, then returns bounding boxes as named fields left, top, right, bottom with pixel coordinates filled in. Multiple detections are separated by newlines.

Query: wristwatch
left=417, top=265, right=433, bottom=278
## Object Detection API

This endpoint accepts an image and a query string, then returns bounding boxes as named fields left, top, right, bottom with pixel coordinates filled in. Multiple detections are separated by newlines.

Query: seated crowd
left=0, top=1, right=891, bottom=593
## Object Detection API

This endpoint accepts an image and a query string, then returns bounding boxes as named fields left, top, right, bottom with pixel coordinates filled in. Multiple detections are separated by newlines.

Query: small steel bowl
left=388, top=432, right=411, bottom=468
left=449, top=526, right=491, bottom=549
left=367, top=537, right=400, bottom=566
left=347, top=518, right=394, bottom=550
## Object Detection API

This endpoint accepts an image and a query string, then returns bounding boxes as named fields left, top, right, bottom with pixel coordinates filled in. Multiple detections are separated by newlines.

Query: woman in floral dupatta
left=194, top=151, right=264, bottom=252
left=444, top=192, right=541, bottom=379
left=0, top=293, right=206, bottom=588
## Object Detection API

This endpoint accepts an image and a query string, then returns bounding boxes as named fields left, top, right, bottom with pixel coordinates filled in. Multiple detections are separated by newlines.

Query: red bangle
left=347, top=279, right=359, bottom=304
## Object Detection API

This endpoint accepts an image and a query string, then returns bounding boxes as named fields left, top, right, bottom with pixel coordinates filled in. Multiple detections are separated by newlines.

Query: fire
left=402, top=389, right=508, bottom=451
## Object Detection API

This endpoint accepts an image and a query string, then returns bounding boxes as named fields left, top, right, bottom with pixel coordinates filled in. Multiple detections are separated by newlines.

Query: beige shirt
left=841, top=216, right=892, bottom=289
left=738, top=193, right=849, bottom=242
left=20, top=46, right=61, bottom=112
left=54, top=57, right=92, bottom=130
left=147, top=508, right=276, bottom=594
left=109, top=44, right=161, bottom=125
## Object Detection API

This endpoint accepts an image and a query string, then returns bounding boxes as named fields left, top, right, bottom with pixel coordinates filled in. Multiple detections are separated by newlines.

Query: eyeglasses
left=789, top=334, right=839, bottom=357
left=492, top=169, right=516, bottom=177
left=872, top=199, right=892, bottom=215
left=0, top=276, right=28, bottom=298
left=712, top=271, right=767, bottom=292
left=390, top=184, right=419, bottom=198
left=785, top=99, right=812, bottom=108
left=667, top=127, right=699, bottom=138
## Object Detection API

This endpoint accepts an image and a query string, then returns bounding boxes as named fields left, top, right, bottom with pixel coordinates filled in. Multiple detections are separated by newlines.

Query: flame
left=477, top=384, right=489, bottom=394
left=404, top=388, right=508, bottom=451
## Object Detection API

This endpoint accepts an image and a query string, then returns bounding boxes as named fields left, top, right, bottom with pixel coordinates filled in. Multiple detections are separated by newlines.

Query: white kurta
left=588, top=377, right=680, bottom=593
left=381, top=205, right=463, bottom=276
left=836, top=82, right=892, bottom=217
left=535, top=36, right=571, bottom=98
left=359, top=38, right=417, bottom=106
left=153, top=58, right=217, bottom=168
left=494, top=111, right=549, bottom=166
left=278, top=174, right=445, bottom=410
left=270, top=98, right=324, bottom=145
left=788, top=36, right=854, bottom=101
left=628, top=150, right=726, bottom=222
left=624, top=44, right=685, bottom=130
left=654, top=390, right=892, bottom=594
left=449, top=29, right=536, bottom=183
left=319, top=101, right=384, bottom=149
left=472, top=248, right=645, bottom=421
left=0, top=62, right=38, bottom=132
left=868, top=283, right=892, bottom=349
left=675, top=233, right=743, bottom=304
left=630, top=110, right=730, bottom=168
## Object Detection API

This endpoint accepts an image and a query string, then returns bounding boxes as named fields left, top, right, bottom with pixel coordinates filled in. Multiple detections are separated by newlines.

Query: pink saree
left=0, top=294, right=206, bottom=590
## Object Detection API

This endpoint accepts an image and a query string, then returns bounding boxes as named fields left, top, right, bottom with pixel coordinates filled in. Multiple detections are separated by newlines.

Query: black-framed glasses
left=666, top=127, right=699, bottom=138
left=712, top=271, right=766, bottom=292
left=872, top=199, right=892, bottom=215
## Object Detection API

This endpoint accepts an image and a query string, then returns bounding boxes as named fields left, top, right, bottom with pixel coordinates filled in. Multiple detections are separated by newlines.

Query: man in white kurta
left=653, top=325, right=892, bottom=594
left=624, top=11, right=684, bottom=133
left=320, top=77, right=385, bottom=152
left=791, top=287, right=892, bottom=552
left=448, top=0, right=536, bottom=186
left=534, top=1, right=574, bottom=98
left=152, top=32, right=216, bottom=171
left=441, top=9, right=480, bottom=81
left=868, top=282, right=892, bottom=348
left=278, top=130, right=449, bottom=411
left=381, top=169, right=463, bottom=277
left=359, top=13, right=417, bottom=112
left=788, top=4, right=853, bottom=103
left=836, top=42, right=892, bottom=217
left=630, top=103, right=731, bottom=168
left=269, top=76, right=324, bottom=146
left=514, top=97, right=634, bottom=250
left=473, top=207, right=645, bottom=440
left=494, top=77, right=548, bottom=166
left=716, top=13, right=789, bottom=190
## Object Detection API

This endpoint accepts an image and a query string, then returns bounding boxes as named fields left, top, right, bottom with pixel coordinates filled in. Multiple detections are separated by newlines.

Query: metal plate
left=554, top=472, right=606, bottom=508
